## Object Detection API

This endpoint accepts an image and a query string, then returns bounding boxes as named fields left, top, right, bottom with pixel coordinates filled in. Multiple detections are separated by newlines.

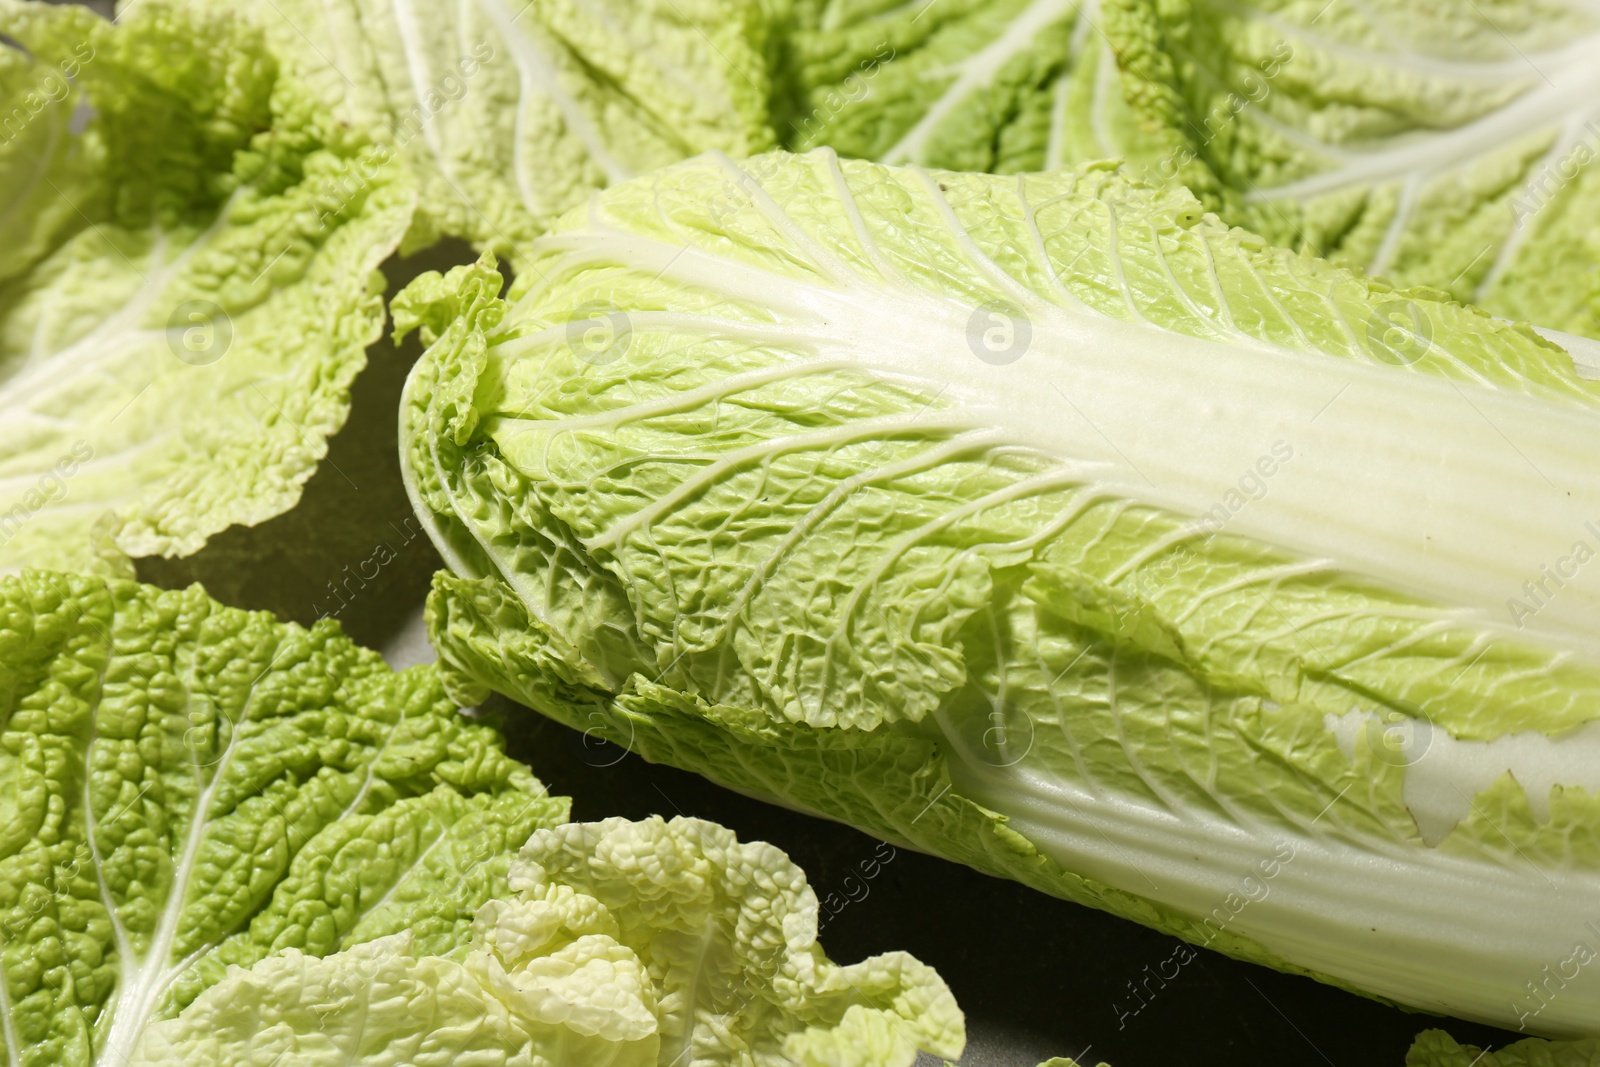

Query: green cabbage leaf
left=1101, top=0, right=1600, bottom=339
left=0, top=569, right=567, bottom=1067
left=770, top=0, right=1143, bottom=173
left=767, top=0, right=1600, bottom=342
left=1408, top=1031, right=1600, bottom=1067
left=219, top=0, right=776, bottom=264
left=0, top=0, right=777, bottom=578
left=0, top=568, right=961, bottom=1066
left=399, top=149, right=1600, bottom=1036
left=131, top=815, right=965, bottom=1066
left=0, top=0, right=415, bottom=576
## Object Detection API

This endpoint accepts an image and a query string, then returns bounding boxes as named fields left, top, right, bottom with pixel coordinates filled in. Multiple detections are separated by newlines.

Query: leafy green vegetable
left=1101, top=0, right=1600, bottom=339
left=0, top=0, right=779, bottom=578
left=769, top=0, right=1600, bottom=341
left=771, top=0, right=1141, bottom=173
left=0, top=0, right=415, bottom=576
left=0, top=569, right=567, bottom=1067
left=1408, top=1030, right=1600, bottom=1067
left=222, top=0, right=776, bottom=264
left=132, top=814, right=965, bottom=1066
left=399, top=149, right=1600, bottom=1036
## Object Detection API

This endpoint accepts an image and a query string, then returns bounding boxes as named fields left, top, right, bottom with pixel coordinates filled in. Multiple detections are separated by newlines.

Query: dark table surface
left=138, top=239, right=1524, bottom=1067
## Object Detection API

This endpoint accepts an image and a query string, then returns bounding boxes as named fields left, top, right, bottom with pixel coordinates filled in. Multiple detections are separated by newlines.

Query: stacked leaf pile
left=2, top=0, right=1599, bottom=1064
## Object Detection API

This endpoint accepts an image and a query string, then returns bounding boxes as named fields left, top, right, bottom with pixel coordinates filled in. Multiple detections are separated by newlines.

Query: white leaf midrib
left=93, top=631, right=274, bottom=1067
left=938, top=723, right=1600, bottom=1035
left=657, top=914, right=723, bottom=1067
left=513, top=153, right=1600, bottom=660
left=880, top=0, right=1082, bottom=166
left=474, top=0, right=631, bottom=188
left=345, top=807, right=457, bottom=948
left=1477, top=112, right=1595, bottom=294
left=403, top=150, right=1600, bottom=1040
left=1245, top=29, right=1600, bottom=202
left=2, top=188, right=241, bottom=430
left=2, top=237, right=173, bottom=411
left=388, top=0, right=453, bottom=169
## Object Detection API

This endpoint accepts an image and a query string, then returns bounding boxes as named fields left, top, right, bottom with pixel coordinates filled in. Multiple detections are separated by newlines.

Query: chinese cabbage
left=400, top=150, right=1600, bottom=1035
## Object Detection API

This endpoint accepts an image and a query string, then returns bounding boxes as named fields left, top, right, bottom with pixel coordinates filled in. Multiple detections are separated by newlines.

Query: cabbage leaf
left=400, top=149, right=1600, bottom=1036
left=769, top=0, right=1600, bottom=342
left=219, top=0, right=776, bottom=264
left=0, top=0, right=777, bottom=579
left=1408, top=1031, right=1600, bottom=1067
left=772, top=0, right=1144, bottom=173
left=0, top=0, right=415, bottom=575
left=1102, top=0, right=1600, bottom=339
left=0, top=569, right=567, bottom=1067
left=131, top=815, right=966, bottom=1066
